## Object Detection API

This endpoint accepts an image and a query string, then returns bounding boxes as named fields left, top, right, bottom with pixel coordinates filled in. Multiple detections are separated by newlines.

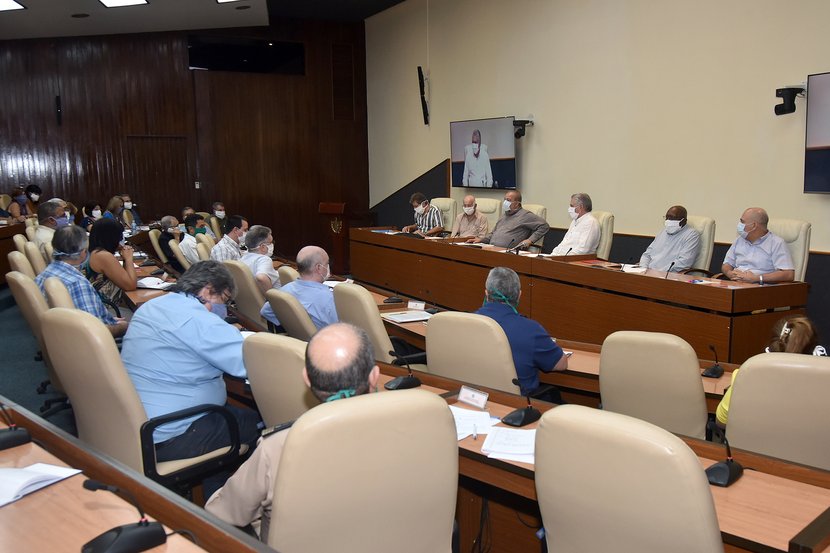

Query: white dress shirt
left=551, top=213, right=600, bottom=256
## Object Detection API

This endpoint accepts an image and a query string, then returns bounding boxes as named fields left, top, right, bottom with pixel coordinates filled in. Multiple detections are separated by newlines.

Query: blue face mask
left=54, top=216, right=70, bottom=228
left=15, top=194, right=27, bottom=205
left=737, top=221, right=748, bottom=239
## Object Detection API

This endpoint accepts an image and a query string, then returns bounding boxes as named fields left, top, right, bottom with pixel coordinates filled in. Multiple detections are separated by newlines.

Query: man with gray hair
left=241, top=225, right=282, bottom=293
left=206, top=322, right=380, bottom=540
left=462, top=129, right=494, bottom=187
left=35, top=225, right=128, bottom=337
left=722, top=207, right=794, bottom=283
left=472, top=190, right=549, bottom=248
left=34, top=198, right=70, bottom=259
left=551, top=192, right=600, bottom=256
left=260, top=245, right=338, bottom=329
left=475, top=267, right=568, bottom=401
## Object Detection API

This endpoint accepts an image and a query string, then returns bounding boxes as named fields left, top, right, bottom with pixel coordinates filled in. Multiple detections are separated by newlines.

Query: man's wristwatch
left=759, top=274, right=764, bottom=285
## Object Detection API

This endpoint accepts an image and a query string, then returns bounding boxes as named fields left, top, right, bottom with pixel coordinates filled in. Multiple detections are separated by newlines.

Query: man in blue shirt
left=475, top=267, right=568, bottom=401
left=121, top=260, right=261, bottom=494
left=722, top=207, right=795, bottom=283
left=261, top=245, right=338, bottom=329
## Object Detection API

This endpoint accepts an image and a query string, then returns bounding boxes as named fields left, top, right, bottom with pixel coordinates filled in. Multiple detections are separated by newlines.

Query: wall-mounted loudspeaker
left=417, top=66, right=429, bottom=125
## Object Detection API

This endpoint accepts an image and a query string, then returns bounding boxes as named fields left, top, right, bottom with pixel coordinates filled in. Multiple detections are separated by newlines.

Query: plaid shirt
left=210, top=234, right=242, bottom=262
left=414, top=204, right=444, bottom=233
left=35, top=261, right=118, bottom=325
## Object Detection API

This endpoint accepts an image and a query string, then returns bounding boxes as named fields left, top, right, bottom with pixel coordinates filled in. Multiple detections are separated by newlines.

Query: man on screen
left=462, top=129, right=494, bottom=187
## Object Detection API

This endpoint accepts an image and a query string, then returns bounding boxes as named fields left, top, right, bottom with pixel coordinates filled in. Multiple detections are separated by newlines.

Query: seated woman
left=7, top=184, right=41, bottom=222
left=85, top=218, right=137, bottom=308
left=102, top=195, right=126, bottom=227
left=79, top=201, right=102, bottom=231
left=716, top=316, right=826, bottom=428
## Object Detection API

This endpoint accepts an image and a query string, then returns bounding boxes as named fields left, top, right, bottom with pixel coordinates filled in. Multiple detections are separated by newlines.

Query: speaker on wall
left=418, top=66, right=429, bottom=125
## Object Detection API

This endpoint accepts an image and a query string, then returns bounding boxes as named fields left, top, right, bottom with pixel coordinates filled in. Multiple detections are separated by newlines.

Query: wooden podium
left=319, top=202, right=348, bottom=274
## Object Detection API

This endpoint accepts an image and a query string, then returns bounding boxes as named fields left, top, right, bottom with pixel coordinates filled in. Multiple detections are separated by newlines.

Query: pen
left=473, top=424, right=478, bottom=441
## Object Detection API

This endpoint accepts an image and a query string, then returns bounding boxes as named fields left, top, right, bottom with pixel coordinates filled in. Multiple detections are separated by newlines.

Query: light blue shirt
left=121, top=292, right=247, bottom=443
left=260, top=279, right=338, bottom=330
left=723, top=231, right=794, bottom=275
left=639, top=225, right=701, bottom=272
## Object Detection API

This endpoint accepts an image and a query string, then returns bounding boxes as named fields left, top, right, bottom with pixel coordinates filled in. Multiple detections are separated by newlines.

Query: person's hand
left=120, top=244, right=134, bottom=261
left=518, top=239, right=531, bottom=249
left=730, top=269, right=755, bottom=282
left=467, top=237, right=481, bottom=243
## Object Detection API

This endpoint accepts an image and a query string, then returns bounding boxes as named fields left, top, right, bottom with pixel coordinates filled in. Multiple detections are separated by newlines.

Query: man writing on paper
left=450, top=194, right=489, bottom=239
left=550, top=193, right=600, bottom=256
left=639, top=205, right=701, bottom=272
left=722, top=207, right=794, bottom=283
left=471, top=191, right=549, bottom=249
left=462, top=129, right=494, bottom=187
left=402, top=192, right=444, bottom=236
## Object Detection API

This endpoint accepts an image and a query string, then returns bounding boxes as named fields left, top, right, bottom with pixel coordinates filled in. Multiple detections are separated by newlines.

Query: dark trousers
left=155, top=404, right=262, bottom=497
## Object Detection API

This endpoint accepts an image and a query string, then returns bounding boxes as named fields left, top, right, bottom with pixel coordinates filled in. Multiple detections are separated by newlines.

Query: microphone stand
left=384, top=350, right=422, bottom=390
left=502, top=379, right=542, bottom=427
left=702, top=344, right=724, bottom=378
left=705, top=437, right=744, bottom=487
left=81, top=479, right=166, bottom=553
left=0, top=404, right=31, bottom=451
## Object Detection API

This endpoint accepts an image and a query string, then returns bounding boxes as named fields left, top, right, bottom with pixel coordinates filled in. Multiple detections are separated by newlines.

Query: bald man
left=473, top=190, right=549, bottom=248
left=639, top=205, right=700, bottom=272
left=450, top=194, right=489, bottom=239
left=722, top=207, right=794, bottom=283
left=205, top=323, right=380, bottom=540
left=261, top=246, right=338, bottom=329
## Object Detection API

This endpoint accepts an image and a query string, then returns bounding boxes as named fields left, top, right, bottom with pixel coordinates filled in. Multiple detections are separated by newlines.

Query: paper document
left=323, top=279, right=353, bottom=288
left=449, top=405, right=499, bottom=440
left=136, top=277, right=174, bottom=290
left=481, top=427, right=536, bottom=464
left=621, top=264, right=647, bottom=274
left=371, top=229, right=397, bottom=235
left=381, top=311, right=432, bottom=324
left=0, top=463, right=81, bottom=507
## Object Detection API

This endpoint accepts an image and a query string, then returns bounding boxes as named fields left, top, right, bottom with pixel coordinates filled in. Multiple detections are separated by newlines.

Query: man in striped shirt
left=402, top=192, right=444, bottom=236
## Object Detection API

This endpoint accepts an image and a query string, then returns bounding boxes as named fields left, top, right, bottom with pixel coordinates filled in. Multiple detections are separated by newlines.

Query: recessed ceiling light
left=235, top=5, right=250, bottom=9
left=71, top=13, right=90, bottom=18
left=216, top=0, right=243, bottom=3
left=98, top=0, right=148, bottom=7
left=0, top=0, right=26, bottom=12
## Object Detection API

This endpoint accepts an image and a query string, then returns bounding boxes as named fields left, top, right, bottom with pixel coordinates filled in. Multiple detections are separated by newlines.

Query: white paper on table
left=240, top=331, right=257, bottom=339
left=487, top=451, right=536, bottom=464
left=0, top=463, right=81, bottom=507
left=481, top=427, right=536, bottom=456
left=136, top=277, right=174, bottom=290
left=621, top=264, right=647, bottom=274
left=323, top=279, right=353, bottom=288
left=449, top=405, right=499, bottom=441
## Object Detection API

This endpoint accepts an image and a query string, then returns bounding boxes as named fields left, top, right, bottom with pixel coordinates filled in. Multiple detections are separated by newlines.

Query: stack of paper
left=449, top=405, right=500, bottom=440
left=0, top=463, right=81, bottom=507
left=381, top=311, right=432, bottom=324
left=136, top=277, right=174, bottom=290
left=480, top=427, right=536, bottom=464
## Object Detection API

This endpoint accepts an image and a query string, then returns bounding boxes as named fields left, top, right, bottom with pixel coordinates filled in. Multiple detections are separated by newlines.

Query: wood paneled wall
left=0, top=18, right=369, bottom=260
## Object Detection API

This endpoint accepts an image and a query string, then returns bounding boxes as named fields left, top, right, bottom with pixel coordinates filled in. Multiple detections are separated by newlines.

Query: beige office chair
left=767, top=218, right=811, bottom=281
left=209, top=216, right=224, bottom=239
left=43, top=277, right=75, bottom=309
left=265, top=289, right=318, bottom=341
left=430, top=197, right=457, bottom=231
left=24, top=241, right=47, bottom=275
left=0, top=193, right=11, bottom=211
left=333, top=282, right=425, bottom=369
left=599, top=331, right=707, bottom=439
left=593, top=210, right=615, bottom=259
left=196, top=232, right=216, bottom=250
left=224, top=260, right=267, bottom=327
left=43, top=242, right=53, bottom=262
left=25, top=225, right=37, bottom=241
left=426, top=312, right=520, bottom=393
left=196, top=211, right=211, bottom=220
left=168, top=239, right=192, bottom=271
left=25, top=217, right=37, bottom=228
left=277, top=265, right=299, bottom=286
left=685, top=215, right=716, bottom=273
left=727, top=352, right=830, bottom=470
left=196, top=242, right=211, bottom=261
left=148, top=229, right=169, bottom=264
left=243, top=333, right=319, bottom=427
left=523, top=203, right=547, bottom=221
left=269, top=389, right=458, bottom=553
left=535, top=405, right=723, bottom=553
left=41, top=308, right=246, bottom=491
left=121, top=208, right=134, bottom=227
left=476, top=197, right=502, bottom=231
left=12, top=233, right=28, bottom=255
left=8, top=251, right=35, bottom=280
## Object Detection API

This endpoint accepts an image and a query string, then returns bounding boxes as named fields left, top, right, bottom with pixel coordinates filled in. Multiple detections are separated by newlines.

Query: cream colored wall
left=366, top=0, right=830, bottom=250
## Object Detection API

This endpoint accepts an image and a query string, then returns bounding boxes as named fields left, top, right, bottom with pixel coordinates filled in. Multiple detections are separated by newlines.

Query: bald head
left=304, top=323, right=378, bottom=402
left=296, top=245, right=330, bottom=282
left=665, top=205, right=688, bottom=227
left=742, top=207, right=769, bottom=227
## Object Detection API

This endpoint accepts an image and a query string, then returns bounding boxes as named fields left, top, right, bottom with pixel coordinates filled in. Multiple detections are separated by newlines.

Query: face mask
left=503, top=200, right=513, bottom=214
left=15, top=194, right=26, bottom=204
left=265, top=243, right=274, bottom=257
left=238, top=231, right=247, bottom=243
left=92, top=209, right=102, bottom=218
left=463, top=206, right=475, bottom=216
left=737, top=221, right=748, bottom=239
left=29, top=193, right=40, bottom=202
left=324, top=264, right=331, bottom=280
left=214, top=210, right=225, bottom=219
left=472, top=143, right=480, bottom=155
left=123, top=202, right=133, bottom=210
left=178, top=224, right=186, bottom=233
left=567, top=206, right=578, bottom=220
left=665, top=219, right=682, bottom=235
left=193, top=227, right=207, bottom=235
left=414, top=203, right=426, bottom=215
left=54, top=216, right=70, bottom=228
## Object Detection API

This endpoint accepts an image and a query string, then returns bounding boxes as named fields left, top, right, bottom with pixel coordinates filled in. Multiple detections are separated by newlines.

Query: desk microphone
left=705, top=437, right=744, bottom=487
left=383, top=289, right=405, bottom=304
left=564, top=247, right=573, bottom=256
left=81, top=479, right=166, bottom=553
left=384, top=350, right=422, bottom=390
left=664, top=261, right=675, bottom=278
left=702, top=344, right=724, bottom=378
left=503, top=238, right=519, bottom=254
left=0, top=403, right=31, bottom=451
left=502, top=379, right=542, bottom=427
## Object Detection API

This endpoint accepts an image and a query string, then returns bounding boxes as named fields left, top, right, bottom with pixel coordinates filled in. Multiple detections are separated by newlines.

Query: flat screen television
left=804, top=71, right=830, bottom=193
left=450, top=116, right=517, bottom=189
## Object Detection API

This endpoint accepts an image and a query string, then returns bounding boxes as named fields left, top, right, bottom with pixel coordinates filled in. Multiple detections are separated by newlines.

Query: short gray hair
left=571, top=193, right=592, bottom=212
left=485, top=267, right=521, bottom=304
left=244, top=225, right=271, bottom=250
left=170, top=260, right=236, bottom=299
left=160, top=215, right=178, bottom=231
left=52, top=225, right=88, bottom=260
left=38, top=199, right=65, bottom=222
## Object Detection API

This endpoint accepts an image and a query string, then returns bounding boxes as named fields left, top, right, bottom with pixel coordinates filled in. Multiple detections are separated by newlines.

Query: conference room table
left=349, top=227, right=809, bottom=363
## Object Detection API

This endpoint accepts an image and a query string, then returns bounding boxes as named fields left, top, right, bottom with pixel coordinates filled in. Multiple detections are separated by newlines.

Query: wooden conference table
left=350, top=227, right=809, bottom=363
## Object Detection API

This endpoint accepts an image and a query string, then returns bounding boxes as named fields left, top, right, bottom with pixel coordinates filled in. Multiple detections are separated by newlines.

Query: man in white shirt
left=551, top=193, right=601, bottom=256
left=462, top=129, right=494, bottom=187
left=241, top=225, right=282, bottom=293
left=639, top=205, right=701, bottom=272
left=210, top=215, right=248, bottom=262
left=179, top=213, right=207, bottom=265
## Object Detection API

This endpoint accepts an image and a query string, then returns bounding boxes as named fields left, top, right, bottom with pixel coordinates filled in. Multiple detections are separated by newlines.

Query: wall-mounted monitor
left=804, top=71, right=830, bottom=193
left=450, top=116, right=517, bottom=189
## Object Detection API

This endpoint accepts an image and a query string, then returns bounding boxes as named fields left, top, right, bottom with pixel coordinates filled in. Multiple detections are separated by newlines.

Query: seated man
left=35, top=199, right=70, bottom=259
left=118, top=193, right=143, bottom=225
left=402, top=192, right=444, bottom=236
left=462, top=129, right=493, bottom=187
left=180, top=213, right=207, bottom=265
left=35, top=225, right=128, bottom=337
left=550, top=192, right=600, bottom=256
left=158, top=215, right=185, bottom=273
left=205, top=322, right=380, bottom=540
left=121, top=260, right=261, bottom=495
left=639, top=205, right=701, bottom=272
left=450, top=194, right=489, bottom=239
left=472, top=190, right=549, bottom=249
left=722, top=207, right=794, bottom=283
left=212, top=201, right=226, bottom=222
left=475, top=267, right=567, bottom=401
left=261, top=245, right=338, bottom=329
left=210, top=215, right=248, bottom=262
left=241, top=225, right=282, bottom=293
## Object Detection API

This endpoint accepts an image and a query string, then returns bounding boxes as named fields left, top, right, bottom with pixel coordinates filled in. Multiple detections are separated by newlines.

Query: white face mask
left=472, top=143, right=480, bottom=155
left=215, top=210, right=225, bottom=219
left=238, top=231, right=247, bottom=244
left=503, top=199, right=513, bottom=213
left=414, top=203, right=426, bottom=215
left=463, top=206, right=475, bottom=216
left=323, top=263, right=331, bottom=280
left=265, top=243, right=274, bottom=257
left=567, top=206, right=578, bottom=220
left=124, top=202, right=133, bottom=210
left=665, top=219, right=682, bottom=235
left=737, top=221, right=748, bottom=239
left=29, top=193, right=40, bottom=202
left=91, top=209, right=102, bottom=218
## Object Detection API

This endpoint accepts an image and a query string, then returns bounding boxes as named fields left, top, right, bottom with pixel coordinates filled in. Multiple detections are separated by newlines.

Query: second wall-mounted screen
left=450, top=117, right=517, bottom=189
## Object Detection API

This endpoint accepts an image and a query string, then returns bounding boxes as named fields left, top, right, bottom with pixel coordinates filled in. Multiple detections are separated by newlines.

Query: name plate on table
left=458, top=385, right=489, bottom=410
left=407, top=300, right=425, bottom=310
